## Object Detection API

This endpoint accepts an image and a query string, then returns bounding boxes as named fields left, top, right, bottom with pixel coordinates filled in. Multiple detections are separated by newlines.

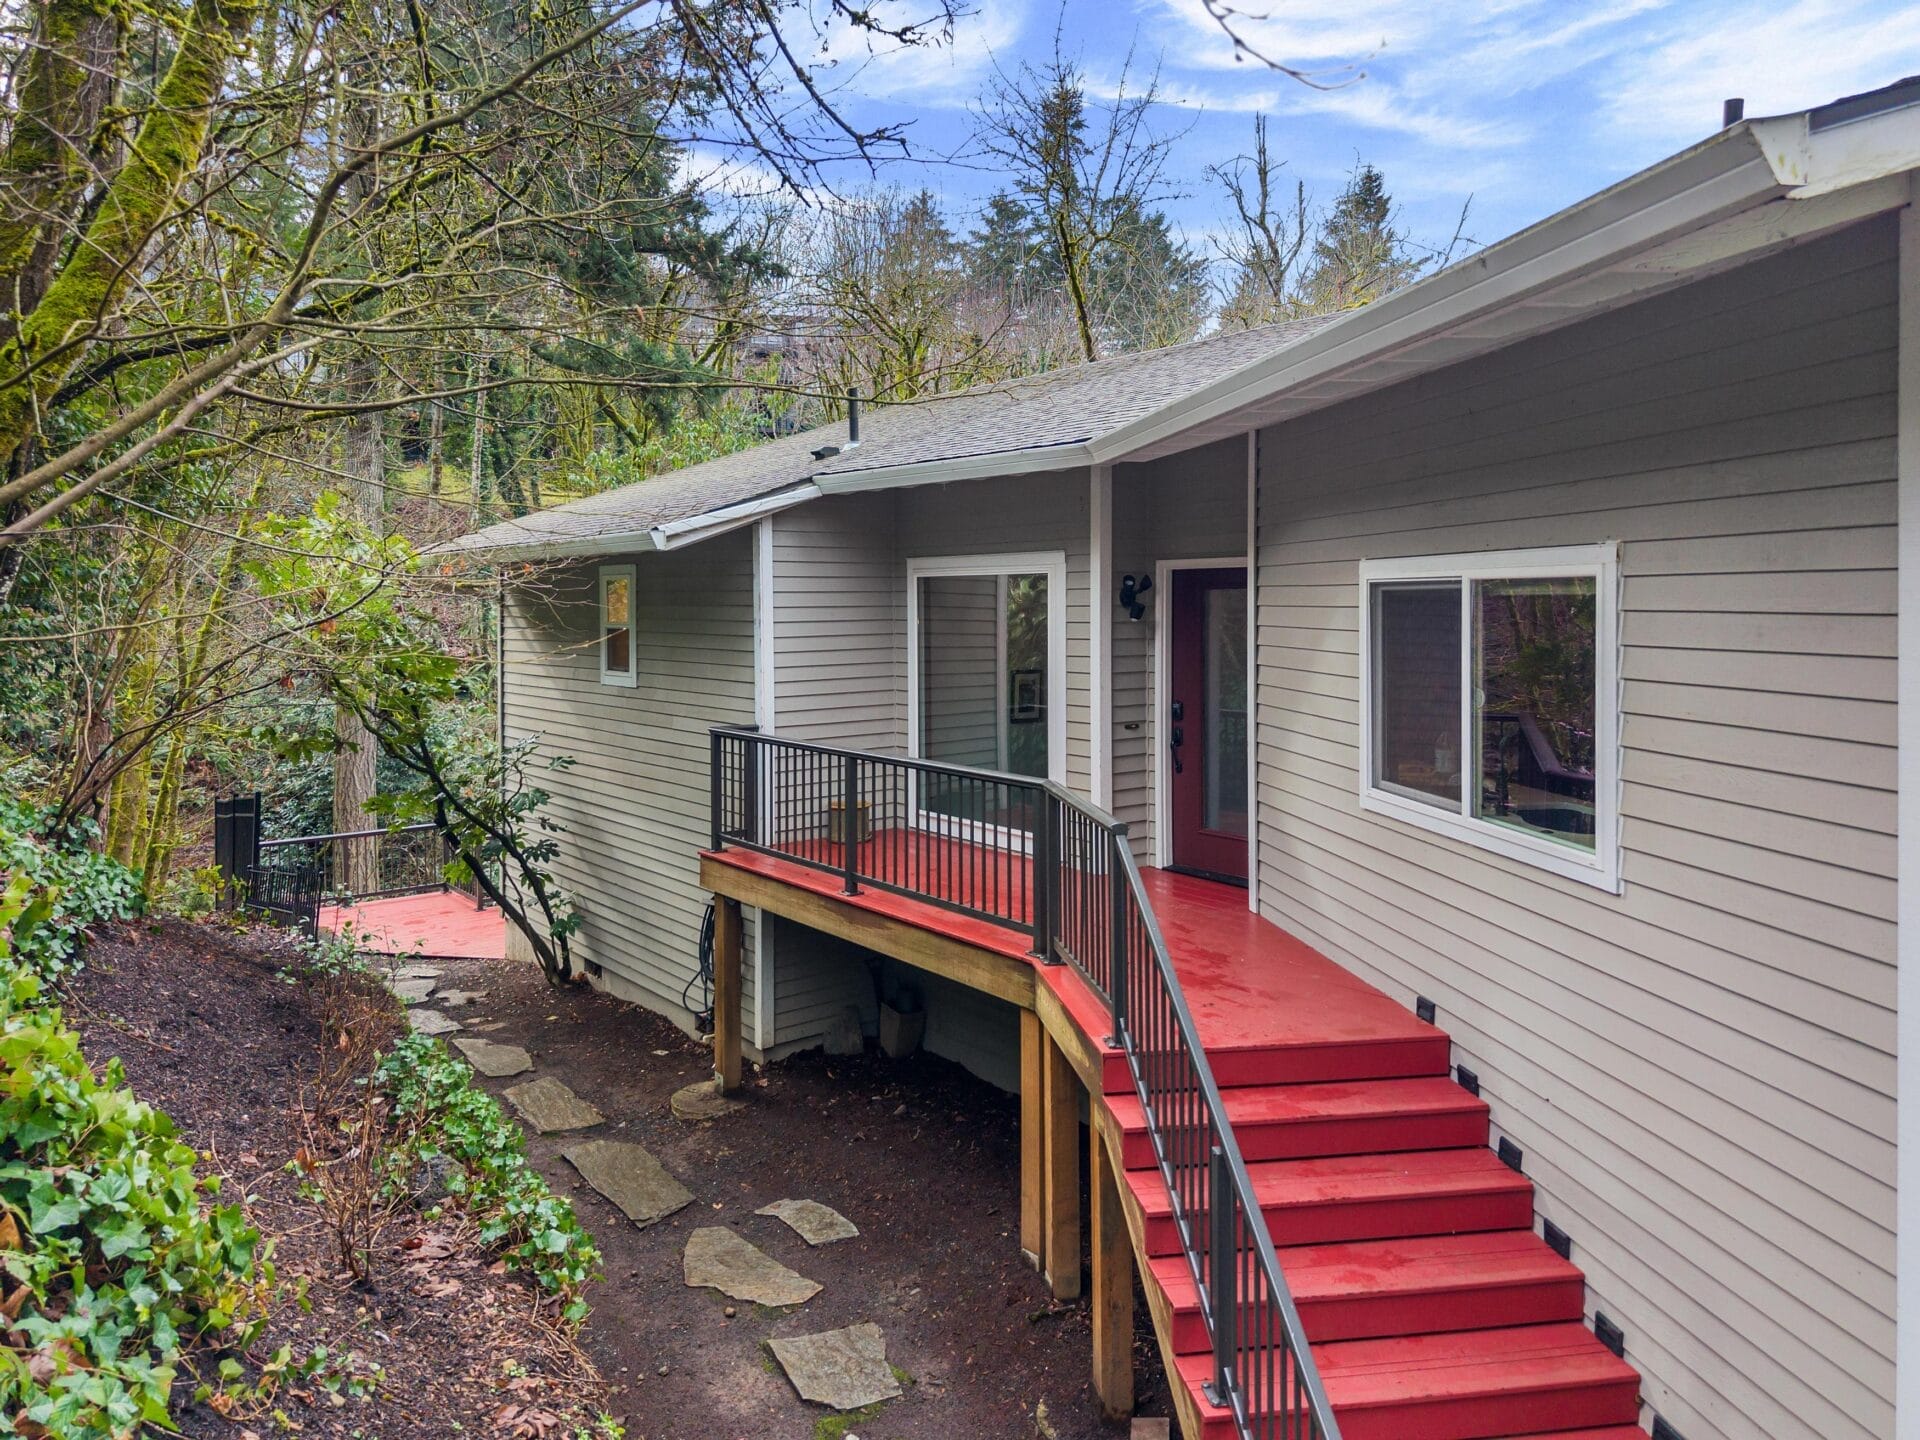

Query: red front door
left=1168, top=567, right=1250, bottom=883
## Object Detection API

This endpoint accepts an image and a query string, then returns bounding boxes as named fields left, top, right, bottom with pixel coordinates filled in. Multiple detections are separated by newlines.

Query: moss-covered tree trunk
left=0, top=0, right=256, bottom=470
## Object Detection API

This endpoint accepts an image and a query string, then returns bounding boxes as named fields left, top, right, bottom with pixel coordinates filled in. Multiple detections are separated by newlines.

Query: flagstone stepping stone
left=756, top=1198, right=859, bottom=1247
left=391, top=978, right=437, bottom=1004
left=562, top=1139, right=691, bottom=1227
left=683, top=1227, right=820, bottom=1307
left=670, top=1078, right=745, bottom=1122
left=394, top=964, right=442, bottom=981
left=408, top=1008, right=462, bottom=1036
left=506, top=1076, right=604, bottom=1133
left=767, top=1323, right=900, bottom=1410
left=452, top=1037, right=533, bottom=1078
left=437, top=988, right=488, bottom=1008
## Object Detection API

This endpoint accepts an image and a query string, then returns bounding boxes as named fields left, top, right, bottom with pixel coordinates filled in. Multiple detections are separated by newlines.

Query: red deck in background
left=318, top=891, right=505, bottom=960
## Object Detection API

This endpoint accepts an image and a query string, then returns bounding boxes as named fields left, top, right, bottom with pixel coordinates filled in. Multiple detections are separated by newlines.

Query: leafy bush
left=0, top=875, right=269, bottom=1438
left=0, top=799, right=143, bottom=980
left=376, top=1034, right=599, bottom=1315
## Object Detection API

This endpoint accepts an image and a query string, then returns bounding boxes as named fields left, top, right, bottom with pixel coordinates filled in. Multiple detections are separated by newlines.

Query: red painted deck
left=709, top=833, right=1642, bottom=1440
left=318, top=891, right=506, bottom=960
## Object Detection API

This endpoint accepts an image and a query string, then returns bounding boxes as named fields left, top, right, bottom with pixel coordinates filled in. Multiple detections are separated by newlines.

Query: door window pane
left=1203, top=585, right=1248, bottom=835
left=1372, top=581, right=1462, bottom=806
left=1474, top=577, right=1597, bottom=849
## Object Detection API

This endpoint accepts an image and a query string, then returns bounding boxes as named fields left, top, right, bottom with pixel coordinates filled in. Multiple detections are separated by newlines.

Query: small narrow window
left=599, top=564, right=636, bottom=686
left=1359, top=546, right=1618, bottom=890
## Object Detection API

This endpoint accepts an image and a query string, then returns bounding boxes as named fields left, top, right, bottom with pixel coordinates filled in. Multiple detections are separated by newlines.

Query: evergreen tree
left=1296, top=163, right=1425, bottom=312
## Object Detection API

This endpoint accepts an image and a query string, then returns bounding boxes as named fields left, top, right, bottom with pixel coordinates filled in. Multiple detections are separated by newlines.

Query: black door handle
left=1169, top=725, right=1184, bottom=774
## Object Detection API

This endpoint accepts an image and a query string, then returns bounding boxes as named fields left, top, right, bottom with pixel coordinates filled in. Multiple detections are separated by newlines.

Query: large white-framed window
left=906, top=552, right=1068, bottom=836
left=598, top=564, right=637, bottom=687
left=1357, top=544, right=1621, bottom=892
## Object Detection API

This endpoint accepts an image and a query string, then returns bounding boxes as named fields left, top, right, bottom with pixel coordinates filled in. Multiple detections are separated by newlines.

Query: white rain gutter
left=647, top=483, right=821, bottom=550
left=434, top=483, right=820, bottom=564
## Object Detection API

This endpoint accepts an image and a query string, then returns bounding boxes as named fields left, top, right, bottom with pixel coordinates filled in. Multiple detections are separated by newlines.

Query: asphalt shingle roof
left=441, top=313, right=1338, bottom=558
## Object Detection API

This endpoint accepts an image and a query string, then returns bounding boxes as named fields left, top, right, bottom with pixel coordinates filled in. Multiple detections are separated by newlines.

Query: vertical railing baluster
left=842, top=750, right=858, bottom=894
left=1207, top=1146, right=1236, bottom=1408
left=1108, top=826, right=1129, bottom=1048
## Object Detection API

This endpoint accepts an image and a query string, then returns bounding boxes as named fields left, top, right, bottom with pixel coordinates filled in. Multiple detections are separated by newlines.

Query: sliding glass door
left=908, top=554, right=1066, bottom=830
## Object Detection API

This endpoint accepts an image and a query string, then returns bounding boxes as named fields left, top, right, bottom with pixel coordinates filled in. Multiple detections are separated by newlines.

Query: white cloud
left=1598, top=0, right=1920, bottom=141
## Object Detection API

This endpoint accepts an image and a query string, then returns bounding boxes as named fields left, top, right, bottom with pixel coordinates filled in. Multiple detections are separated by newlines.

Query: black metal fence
left=212, top=794, right=491, bottom=941
left=707, top=727, right=1341, bottom=1440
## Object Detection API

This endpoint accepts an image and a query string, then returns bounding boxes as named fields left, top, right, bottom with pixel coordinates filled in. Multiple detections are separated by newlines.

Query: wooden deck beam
left=1042, top=1026, right=1082, bottom=1300
left=1090, top=1110, right=1135, bottom=1419
left=700, top=853, right=1035, bottom=1010
left=712, top=896, right=743, bottom=1092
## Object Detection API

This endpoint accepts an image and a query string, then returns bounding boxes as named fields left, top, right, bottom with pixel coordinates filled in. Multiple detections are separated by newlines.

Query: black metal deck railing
left=709, top=726, right=1341, bottom=1440
left=213, top=794, right=490, bottom=939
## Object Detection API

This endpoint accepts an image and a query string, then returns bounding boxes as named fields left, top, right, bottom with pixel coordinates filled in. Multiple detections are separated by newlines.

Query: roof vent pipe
left=846, top=387, right=860, bottom=447
left=1723, top=96, right=1745, bottom=127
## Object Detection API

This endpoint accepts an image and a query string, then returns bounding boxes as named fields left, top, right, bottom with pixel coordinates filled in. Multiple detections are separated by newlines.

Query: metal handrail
left=259, top=821, right=438, bottom=849
left=707, top=726, right=1340, bottom=1439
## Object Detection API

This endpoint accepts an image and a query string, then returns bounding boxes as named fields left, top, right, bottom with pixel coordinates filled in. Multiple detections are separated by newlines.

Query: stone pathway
left=506, top=1075, right=605, bottom=1133
left=562, top=1139, right=693, bottom=1228
left=452, top=1037, right=533, bottom=1077
left=416, top=965, right=910, bottom=1421
left=767, top=1324, right=903, bottom=1410
left=683, top=1227, right=821, bottom=1306
left=755, top=1198, right=859, bottom=1246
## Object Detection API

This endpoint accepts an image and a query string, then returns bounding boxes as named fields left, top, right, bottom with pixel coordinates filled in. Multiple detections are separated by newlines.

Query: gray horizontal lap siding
left=763, top=476, right=1092, bottom=1054
left=503, top=535, right=759, bottom=1041
left=1111, top=436, right=1250, bottom=856
left=1254, top=218, right=1897, bottom=1440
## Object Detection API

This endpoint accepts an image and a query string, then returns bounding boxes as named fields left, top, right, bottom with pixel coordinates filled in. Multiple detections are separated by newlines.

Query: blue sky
left=753, top=0, right=1920, bottom=265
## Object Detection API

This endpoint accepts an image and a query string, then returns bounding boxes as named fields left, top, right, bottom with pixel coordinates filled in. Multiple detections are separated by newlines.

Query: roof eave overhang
left=430, top=483, right=821, bottom=566
left=1091, top=102, right=1920, bottom=466
left=811, top=441, right=1095, bottom=496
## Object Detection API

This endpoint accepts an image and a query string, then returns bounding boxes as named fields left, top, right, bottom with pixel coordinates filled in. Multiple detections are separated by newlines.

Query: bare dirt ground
left=64, top=918, right=1171, bottom=1440
left=67, top=917, right=613, bottom=1438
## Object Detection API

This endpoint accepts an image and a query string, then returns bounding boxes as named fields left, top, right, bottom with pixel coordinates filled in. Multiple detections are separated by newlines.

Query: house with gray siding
left=447, top=79, right=1920, bottom=1440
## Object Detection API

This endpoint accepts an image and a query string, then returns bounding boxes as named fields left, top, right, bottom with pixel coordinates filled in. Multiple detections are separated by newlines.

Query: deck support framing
left=1042, top=1025, right=1083, bottom=1300
left=712, top=895, right=743, bottom=1091
left=1091, top=1100, right=1136, bottom=1418
left=1021, top=1009, right=1046, bottom=1268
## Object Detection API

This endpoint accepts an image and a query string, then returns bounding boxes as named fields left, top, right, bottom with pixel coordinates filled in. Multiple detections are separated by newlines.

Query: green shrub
left=376, top=1033, right=599, bottom=1315
left=0, top=875, right=269, bottom=1438
left=0, top=800, right=143, bottom=981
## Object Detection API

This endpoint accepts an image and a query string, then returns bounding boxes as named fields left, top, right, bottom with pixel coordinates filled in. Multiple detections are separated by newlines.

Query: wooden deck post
left=1020, top=1010, right=1044, bottom=1268
left=1090, top=1124, right=1135, bottom=1418
left=712, top=896, right=743, bottom=1092
left=1042, top=1028, right=1082, bottom=1300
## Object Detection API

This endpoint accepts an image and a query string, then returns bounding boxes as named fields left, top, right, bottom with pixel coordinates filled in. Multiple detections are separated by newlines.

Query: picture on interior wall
left=1009, top=669, right=1044, bottom=722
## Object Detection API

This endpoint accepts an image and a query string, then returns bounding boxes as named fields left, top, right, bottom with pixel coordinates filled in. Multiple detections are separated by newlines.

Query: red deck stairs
left=1099, top=883, right=1644, bottom=1439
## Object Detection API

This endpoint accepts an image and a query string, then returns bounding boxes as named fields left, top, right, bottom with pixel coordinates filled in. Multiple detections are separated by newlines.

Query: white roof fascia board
left=1088, top=139, right=1788, bottom=468
left=812, top=442, right=1094, bottom=495
left=648, top=483, right=821, bottom=550
left=1752, top=98, right=1920, bottom=196
left=446, top=529, right=662, bottom=564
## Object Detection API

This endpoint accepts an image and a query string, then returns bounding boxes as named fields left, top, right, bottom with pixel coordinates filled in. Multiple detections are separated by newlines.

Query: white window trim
left=906, top=552, right=1068, bottom=847
left=1356, top=543, right=1622, bottom=893
left=597, top=563, right=637, bottom=687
